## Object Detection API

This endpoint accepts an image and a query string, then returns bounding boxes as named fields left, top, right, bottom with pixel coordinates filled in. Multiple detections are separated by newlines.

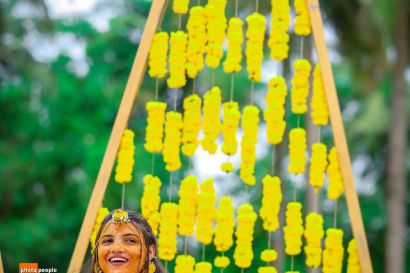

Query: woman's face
left=97, top=222, right=146, bottom=273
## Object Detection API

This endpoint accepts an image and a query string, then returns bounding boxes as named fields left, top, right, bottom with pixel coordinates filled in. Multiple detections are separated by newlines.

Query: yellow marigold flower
left=234, top=203, right=257, bottom=268
left=291, top=59, right=311, bottom=114
left=223, top=18, right=244, bottom=73
left=222, top=101, right=241, bottom=155
left=261, top=249, right=278, bottom=262
left=294, top=0, right=311, bottom=36
left=246, top=12, right=266, bottom=82
left=309, top=143, right=328, bottom=190
left=214, top=197, right=235, bottom=252
left=158, top=202, right=179, bottom=261
left=141, top=174, right=162, bottom=219
left=304, top=212, right=324, bottom=268
left=196, top=179, right=217, bottom=245
left=194, top=261, right=212, bottom=273
left=285, top=272, right=300, bottom=273
left=178, top=175, right=199, bottom=236
left=214, top=256, right=230, bottom=268
left=260, top=175, right=282, bottom=231
left=283, top=202, right=304, bottom=256
left=268, top=0, right=290, bottom=61
left=258, top=266, right=278, bottom=273
left=205, top=3, right=227, bottom=68
left=90, top=207, right=109, bottom=252
left=240, top=105, right=260, bottom=186
left=201, top=87, right=222, bottom=154
left=322, top=228, right=344, bottom=273
left=347, top=239, right=361, bottom=273
left=148, top=32, right=168, bottom=78
left=167, top=31, right=188, bottom=89
left=182, top=94, right=202, bottom=157
left=145, top=101, right=167, bottom=153
left=327, top=147, right=344, bottom=200
left=186, top=6, right=207, bottom=78
left=311, top=64, right=329, bottom=125
left=264, top=76, right=287, bottom=145
left=162, top=111, right=183, bottom=172
left=221, top=162, right=234, bottom=173
left=175, top=255, right=195, bottom=273
left=288, top=128, right=307, bottom=174
left=115, top=129, right=135, bottom=183
left=173, top=0, right=189, bottom=14
left=147, top=211, right=160, bottom=236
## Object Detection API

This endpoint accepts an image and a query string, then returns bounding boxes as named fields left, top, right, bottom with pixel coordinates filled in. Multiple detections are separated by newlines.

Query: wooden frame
left=308, top=0, right=374, bottom=272
left=68, top=0, right=374, bottom=272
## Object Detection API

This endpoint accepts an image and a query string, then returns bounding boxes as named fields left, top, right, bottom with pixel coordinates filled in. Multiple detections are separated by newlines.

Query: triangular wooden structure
left=67, top=0, right=373, bottom=272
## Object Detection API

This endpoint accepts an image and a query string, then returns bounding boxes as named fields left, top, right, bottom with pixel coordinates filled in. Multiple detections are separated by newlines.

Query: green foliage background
left=0, top=0, right=408, bottom=272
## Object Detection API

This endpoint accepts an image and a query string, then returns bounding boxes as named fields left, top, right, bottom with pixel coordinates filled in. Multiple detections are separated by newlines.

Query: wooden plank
left=307, top=0, right=374, bottom=272
left=67, top=0, right=168, bottom=271
left=0, top=251, right=4, bottom=273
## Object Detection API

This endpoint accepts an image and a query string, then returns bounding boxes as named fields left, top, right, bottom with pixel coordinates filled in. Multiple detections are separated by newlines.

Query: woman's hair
left=82, top=209, right=164, bottom=273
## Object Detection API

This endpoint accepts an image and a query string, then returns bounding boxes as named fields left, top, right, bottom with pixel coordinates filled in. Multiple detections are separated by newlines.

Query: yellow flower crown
left=112, top=209, right=130, bottom=225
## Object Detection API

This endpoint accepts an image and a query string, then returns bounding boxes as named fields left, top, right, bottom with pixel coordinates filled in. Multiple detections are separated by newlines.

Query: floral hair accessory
left=112, top=209, right=130, bottom=225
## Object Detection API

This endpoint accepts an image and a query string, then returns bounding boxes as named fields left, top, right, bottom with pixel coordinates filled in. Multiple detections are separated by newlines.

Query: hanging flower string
left=201, top=87, right=222, bottom=154
left=268, top=0, right=290, bottom=61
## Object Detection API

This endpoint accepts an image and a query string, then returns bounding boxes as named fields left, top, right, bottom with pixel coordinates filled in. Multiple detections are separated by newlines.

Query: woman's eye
left=126, top=238, right=137, bottom=244
left=102, top=239, right=113, bottom=244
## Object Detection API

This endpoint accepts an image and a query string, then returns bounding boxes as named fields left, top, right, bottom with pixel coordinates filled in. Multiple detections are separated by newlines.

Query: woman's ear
left=148, top=245, right=156, bottom=261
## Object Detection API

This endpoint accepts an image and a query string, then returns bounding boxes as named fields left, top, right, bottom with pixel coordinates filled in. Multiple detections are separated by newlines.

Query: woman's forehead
left=102, top=221, right=140, bottom=236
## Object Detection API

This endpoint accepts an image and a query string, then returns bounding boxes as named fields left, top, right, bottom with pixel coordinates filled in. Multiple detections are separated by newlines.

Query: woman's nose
left=110, top=240, right=125, bottom=252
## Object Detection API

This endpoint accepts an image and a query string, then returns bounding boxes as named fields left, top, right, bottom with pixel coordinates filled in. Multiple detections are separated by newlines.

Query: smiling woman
left=83, top=209, right=164, bottom=273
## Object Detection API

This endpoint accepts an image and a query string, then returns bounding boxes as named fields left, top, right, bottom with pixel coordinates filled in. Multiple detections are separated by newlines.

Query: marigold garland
left=205, top=2, right=227, bottom=68
left=223, top=18, right=244, bottom=73
left=186, top=6, right=207, bottom=78
left=260, top=249, right=278, bottom=262
left=258, top=266, right=278, bottom=273
left=283, top=202, right=304, bottom=256
left=268, top=0, right=290, bottom=61
left=167, top=31, right=188, bottom=89
left=194, top=262, right=212, bottom=273
left=240, top=105, right=259, bottom=186
left=147, top=211, right=160, bottom=237
left=291, top=59, right=311, bottom=114
left=246, top=12, right=266, bottom=82
left=114, top=129, right=135, bottom=184
left=141, top=174, right=162, bottom=220
left=347, top=239, right=361, bottom=273
left=182, top=94, right=202, bottom=157
left=322, top=228, right=344, bottom=273
left=175, top=255, right=196, bottom=273
left=201, top=87, right=222, bottom=154
left=309, top=143, right=328, bottom=190
left=264, top=76, right=287, bottom=145
left=221, top=162, right=234, bottom=173
left=148, top=32, right=168, bottom=79
left=222, top=101, right=241, bottom=155
left=178, top=175, right=199, bottom=236
left=173, top=0, right=189, bottom=14
left=214, top=197, right=235, bottom=252
left=304, top=212, right=324, bottom=268
left=294, top=0, right=311, bottom=36
left=327, top=147, right=344, bottom=200
left=163, top=111, right=183, bottom=172
left=196, top=178, right=217, bottom=245
left=288, top=128, right=307, bottom=174
left=311, top=64, right=329, bottom=125
left=145, top=101, right=167, bottom=153
left=260, top=175, right=282, bottom=231
left=234, top=203, right=257, bottom=268
left=214, top=256, right=230, bottom=269
left=158, top=202, right=179, bottom=261
left=90, top=207, right=109, bottom=252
